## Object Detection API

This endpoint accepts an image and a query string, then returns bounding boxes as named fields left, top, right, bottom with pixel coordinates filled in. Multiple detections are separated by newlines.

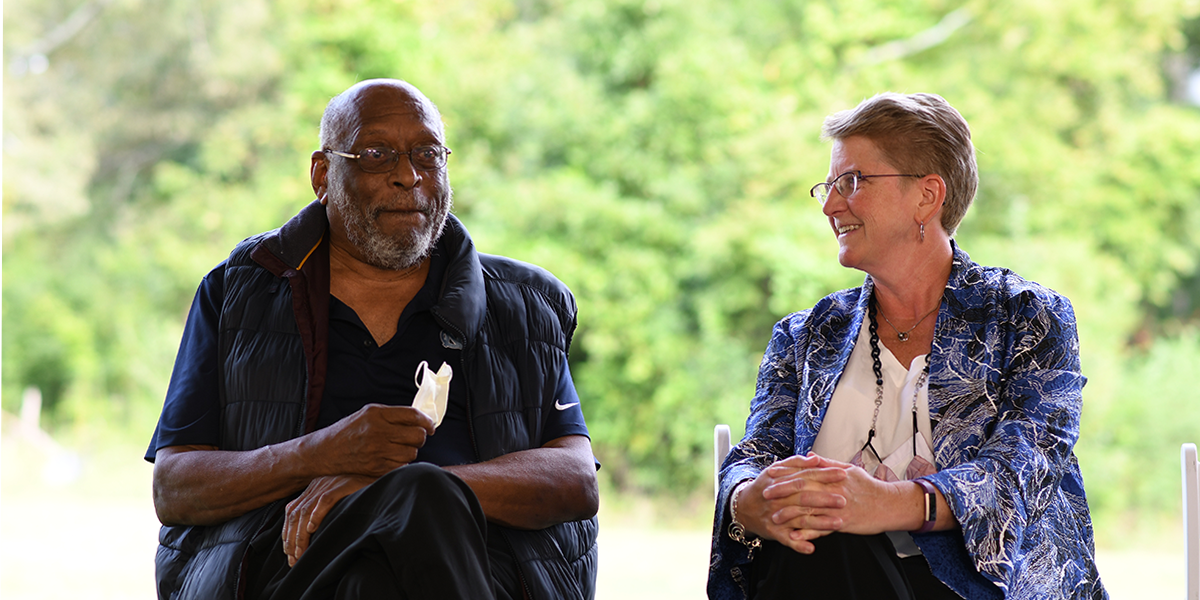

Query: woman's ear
left=917, top=174, right=946, bottom=223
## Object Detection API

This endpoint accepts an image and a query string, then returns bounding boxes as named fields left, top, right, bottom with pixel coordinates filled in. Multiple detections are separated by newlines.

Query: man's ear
left=311, top=151, right=329, bottom=204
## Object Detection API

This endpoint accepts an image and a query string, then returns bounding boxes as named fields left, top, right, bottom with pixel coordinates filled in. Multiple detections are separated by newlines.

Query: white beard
left=327, top=178, right=452, bottom=271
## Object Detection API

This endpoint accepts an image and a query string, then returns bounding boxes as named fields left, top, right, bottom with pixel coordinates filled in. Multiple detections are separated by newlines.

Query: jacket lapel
left=794, top=283, right=871, bottom=453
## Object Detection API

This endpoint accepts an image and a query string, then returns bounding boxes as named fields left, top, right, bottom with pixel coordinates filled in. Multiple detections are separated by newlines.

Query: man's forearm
left=152, top=425, right=596, bottom=531
left=445, top=435, right=599, bottom=530
left=152, top=404, right=435, bottom=526
left=152, top=442, right=319, bottom=526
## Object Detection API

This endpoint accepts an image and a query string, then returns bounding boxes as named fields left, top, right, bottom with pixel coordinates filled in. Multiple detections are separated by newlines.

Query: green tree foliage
left=4, top=0, right=1200, bottom=531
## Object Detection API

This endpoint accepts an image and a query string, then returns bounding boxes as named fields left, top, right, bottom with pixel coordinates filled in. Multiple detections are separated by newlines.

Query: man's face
left=319, top=84, right=452, bottom=271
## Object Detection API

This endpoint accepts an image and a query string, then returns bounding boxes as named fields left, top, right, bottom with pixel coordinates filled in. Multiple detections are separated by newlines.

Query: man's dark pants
left=244, top=463, right=497, bottom=600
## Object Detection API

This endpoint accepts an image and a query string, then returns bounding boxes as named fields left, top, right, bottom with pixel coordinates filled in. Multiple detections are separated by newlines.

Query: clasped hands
left=735, top=453, right=909, bottom=555
left=282, top=404, right=435, bottom=566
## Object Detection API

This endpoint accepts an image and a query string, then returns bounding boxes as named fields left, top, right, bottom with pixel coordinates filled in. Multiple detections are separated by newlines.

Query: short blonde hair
left=822, top=93, right=977, bottom=235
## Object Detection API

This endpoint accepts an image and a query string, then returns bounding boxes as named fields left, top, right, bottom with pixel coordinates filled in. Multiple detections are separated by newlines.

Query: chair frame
left=1184, top=443, right=1199, bottom=600
left=715, top=424, right=731, bottom=498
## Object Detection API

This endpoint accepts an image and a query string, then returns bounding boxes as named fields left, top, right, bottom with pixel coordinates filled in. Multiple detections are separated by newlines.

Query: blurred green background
left=4, top=0, right=1200, bottom=596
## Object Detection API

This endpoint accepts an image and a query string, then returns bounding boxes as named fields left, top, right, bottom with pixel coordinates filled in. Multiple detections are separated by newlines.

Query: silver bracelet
left=728, top=481, right=761, bottom=556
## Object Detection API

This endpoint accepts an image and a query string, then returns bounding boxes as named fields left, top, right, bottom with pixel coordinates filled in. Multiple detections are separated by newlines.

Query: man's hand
left=282, top=474, right=375, bottom=566
left=734, top=454, right=848, bottom=554
left=304, top=404, right=435, bottom=478
left=278, top=405, right=433, bottom=565
left=152, top=405, right=434, bottom=527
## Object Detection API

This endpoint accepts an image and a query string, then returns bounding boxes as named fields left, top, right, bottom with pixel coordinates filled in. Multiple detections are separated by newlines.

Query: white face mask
left=412, top=361, right=453, bottom=428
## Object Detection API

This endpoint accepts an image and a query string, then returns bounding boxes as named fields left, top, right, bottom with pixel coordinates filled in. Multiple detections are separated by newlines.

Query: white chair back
left=714, top=424, right=731, bottom=498
left=1183, top=443, right=1199, bottom=600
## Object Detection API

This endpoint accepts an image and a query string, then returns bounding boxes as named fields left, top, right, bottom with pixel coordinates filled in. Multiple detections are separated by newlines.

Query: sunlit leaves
left=4, top=0, right=1200, bottom=514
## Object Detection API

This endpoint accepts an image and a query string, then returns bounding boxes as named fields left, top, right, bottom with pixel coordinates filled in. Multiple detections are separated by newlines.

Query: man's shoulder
left=477, top=253, right=574, bottom=306
left=227, top=200, right=327, bottom=271
left=471, top=253, right=578, bottom=330
left=228, top=230, right=277, bottom=264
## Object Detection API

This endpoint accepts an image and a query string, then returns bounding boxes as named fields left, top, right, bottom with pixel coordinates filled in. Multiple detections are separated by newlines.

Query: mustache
left=364, top=194, right=434, bottom=219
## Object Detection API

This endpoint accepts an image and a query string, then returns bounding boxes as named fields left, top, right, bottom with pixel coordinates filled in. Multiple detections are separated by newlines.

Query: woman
left=708, top=93, right=1106, bottom=599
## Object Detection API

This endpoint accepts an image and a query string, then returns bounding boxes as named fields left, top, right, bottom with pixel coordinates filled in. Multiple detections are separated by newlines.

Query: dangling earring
left=919, top=221, right=926, bottom=242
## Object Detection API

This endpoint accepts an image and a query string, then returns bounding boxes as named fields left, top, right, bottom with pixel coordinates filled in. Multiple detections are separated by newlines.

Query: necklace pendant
left=897, top=332, right=910, bottom=342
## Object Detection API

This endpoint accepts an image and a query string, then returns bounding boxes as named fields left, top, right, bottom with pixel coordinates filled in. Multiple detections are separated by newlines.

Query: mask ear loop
left=414, top=360, right=429, bottom=387
left=861, top=430, right=884, bottom=465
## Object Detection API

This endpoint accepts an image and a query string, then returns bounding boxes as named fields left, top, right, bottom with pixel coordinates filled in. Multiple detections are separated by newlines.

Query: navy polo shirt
left=146, top=240, right=588, bottom=466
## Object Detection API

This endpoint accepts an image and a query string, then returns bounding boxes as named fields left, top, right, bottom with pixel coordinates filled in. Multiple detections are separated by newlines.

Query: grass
left=0, top=416, right=1188, bottom=599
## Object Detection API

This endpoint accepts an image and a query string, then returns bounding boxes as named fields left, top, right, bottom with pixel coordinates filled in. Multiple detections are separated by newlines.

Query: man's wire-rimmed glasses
left=323, top=145, right=452, bottom=173
left=810, top=170, right=924, bottom=204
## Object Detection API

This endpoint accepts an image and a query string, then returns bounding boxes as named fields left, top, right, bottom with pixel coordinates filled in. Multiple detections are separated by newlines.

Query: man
left=146, top=79, right=600, bottom=600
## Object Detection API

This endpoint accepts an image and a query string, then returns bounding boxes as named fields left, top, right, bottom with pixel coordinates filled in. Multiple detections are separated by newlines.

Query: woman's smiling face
left=821, top=136, right=924, bottom=275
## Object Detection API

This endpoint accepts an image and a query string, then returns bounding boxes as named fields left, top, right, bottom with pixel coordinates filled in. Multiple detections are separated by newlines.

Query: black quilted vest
left=155, top=200, right=598, bottom=599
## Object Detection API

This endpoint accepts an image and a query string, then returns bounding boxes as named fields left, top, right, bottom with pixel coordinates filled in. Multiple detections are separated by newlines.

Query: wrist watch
left=912, top=478, right=937, bottom=534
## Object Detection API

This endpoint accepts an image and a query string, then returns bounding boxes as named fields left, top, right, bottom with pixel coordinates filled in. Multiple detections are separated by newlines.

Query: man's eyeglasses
left=810, top=171, right=924, bottom=204
left=324, top=145, right=452, bottom=173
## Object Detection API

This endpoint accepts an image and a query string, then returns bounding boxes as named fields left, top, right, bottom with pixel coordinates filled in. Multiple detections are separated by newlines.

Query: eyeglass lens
left=813, top=172, right=859, bottom=203
left=834, top=172, right=858, bottom=198
left=357, top=146, right=448, bottom=173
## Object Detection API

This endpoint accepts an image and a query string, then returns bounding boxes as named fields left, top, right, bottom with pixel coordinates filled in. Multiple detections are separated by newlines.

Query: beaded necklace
left=862, top=298, right=932, bottom=466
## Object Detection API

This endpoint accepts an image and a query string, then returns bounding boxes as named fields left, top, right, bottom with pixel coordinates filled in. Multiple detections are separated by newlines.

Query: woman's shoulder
left=954, top=254, right=1077, bottom=322
left=775, top=286, right=866, bottom=336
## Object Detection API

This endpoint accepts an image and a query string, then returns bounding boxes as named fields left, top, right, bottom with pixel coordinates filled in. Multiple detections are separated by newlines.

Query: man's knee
left=378, top=462, right=468, bottom=496
left=368, top=463, right=484, bottom=523
left=385, top=461, right=455, bottom=484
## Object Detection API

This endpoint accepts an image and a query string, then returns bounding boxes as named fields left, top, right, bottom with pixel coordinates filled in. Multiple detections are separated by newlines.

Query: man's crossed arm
left=152, top=403, right=599, bottom=565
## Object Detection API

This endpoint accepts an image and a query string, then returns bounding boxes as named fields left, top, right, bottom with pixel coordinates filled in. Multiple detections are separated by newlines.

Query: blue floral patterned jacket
left=708, top=244, right=1107, bottom=599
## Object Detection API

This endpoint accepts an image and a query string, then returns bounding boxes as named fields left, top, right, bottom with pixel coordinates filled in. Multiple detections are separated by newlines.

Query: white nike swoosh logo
left=554, top=400, right=580, bottom=411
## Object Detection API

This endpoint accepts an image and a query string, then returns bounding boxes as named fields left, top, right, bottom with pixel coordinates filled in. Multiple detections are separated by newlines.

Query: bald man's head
left=319, top=79, right=445, bottom=152
left=314, top=79, right=453, bottom=272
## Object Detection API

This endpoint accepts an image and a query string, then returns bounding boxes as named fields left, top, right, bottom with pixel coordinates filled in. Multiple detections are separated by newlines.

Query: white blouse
left=811, top=317, right=937, bottom=557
